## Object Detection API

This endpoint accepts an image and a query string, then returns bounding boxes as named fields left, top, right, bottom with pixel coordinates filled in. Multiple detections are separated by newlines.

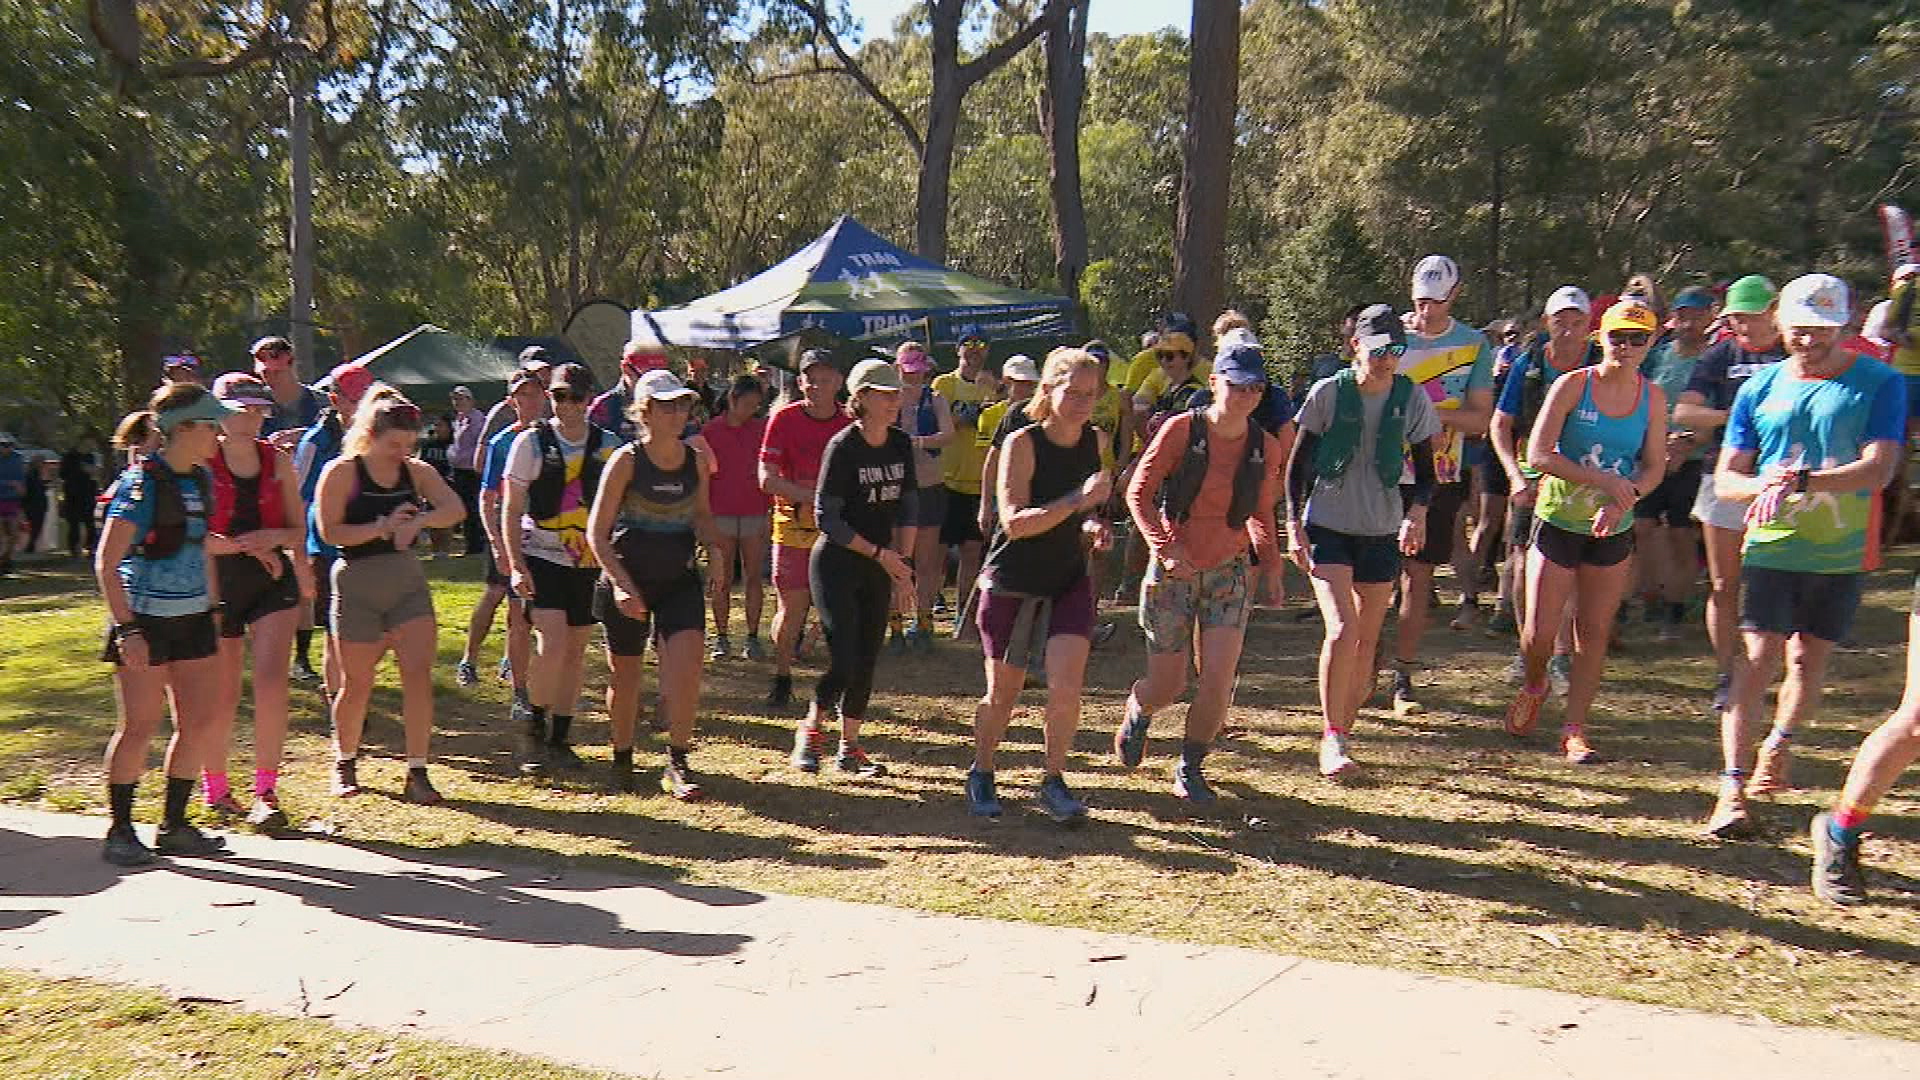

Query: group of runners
left=87, top=258, right=1920, bottom=908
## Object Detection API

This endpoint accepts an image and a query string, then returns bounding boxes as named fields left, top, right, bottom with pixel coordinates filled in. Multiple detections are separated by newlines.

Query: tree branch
left=745, top=64, right=849, bottom=87
left=787, top=0, right=924, bottom=156
left=959, top=0, right=1065, bottom=90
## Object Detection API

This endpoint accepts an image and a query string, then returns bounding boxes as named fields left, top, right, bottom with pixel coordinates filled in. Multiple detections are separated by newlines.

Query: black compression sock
left=526, top=705, right=548, bottom=738
left=1180, top=740, right=1209, bottom=768
left=548, top=714, right=572, bottom=745
left=108, top=782, right=136, bottom=830
left=294, top=626, right=313, bottom=668
left=161, top=775, right=193, bottom=830
left=669, top=745, right=690, bottom=768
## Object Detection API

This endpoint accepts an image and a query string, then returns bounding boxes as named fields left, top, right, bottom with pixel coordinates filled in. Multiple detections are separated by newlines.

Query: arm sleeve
left=1865, top=369, right=1908, bottom=444
left=813, top=438, right=857, bottom=547
left=1495, top=353, right=1528, bottom=416
left=1125, top=412, right=1185, bottom=553
left=1405, top=439, right=1436, bottom=506
left=1286, top=431, right=1320, bottom=524
left=1724, top=381, right=1761, bottom=452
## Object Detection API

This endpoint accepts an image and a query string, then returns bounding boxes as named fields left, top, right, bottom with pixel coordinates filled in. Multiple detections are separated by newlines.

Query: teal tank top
left=1536, top=372, right=1649, bottom=537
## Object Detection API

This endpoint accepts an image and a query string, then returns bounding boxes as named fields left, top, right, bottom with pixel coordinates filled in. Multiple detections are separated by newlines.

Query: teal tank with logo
left=1535, top=372, right=1649, bottom=537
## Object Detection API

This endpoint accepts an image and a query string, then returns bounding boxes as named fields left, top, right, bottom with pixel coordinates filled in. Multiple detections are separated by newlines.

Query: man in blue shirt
left=1704, top=274, right=1905, bottom=840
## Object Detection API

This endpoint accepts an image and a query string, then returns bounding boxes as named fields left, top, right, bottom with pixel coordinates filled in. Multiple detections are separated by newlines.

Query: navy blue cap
left=1672, top=286, right=1714, bottom=310
left=1214, top=342, right=1269, bottom=386
left=1352, top=304, right=1408, bottom=352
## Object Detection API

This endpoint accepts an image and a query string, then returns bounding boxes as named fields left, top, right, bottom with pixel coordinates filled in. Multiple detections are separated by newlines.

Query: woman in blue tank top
left=1505, top=299, right=1668, bottom=764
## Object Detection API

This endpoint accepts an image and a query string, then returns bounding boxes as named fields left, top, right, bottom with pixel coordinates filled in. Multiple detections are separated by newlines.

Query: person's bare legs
left=462, top=582, right=508, bottom=668
left=1040, top=633, right=1091, bottom=775
left=1701, top=524, right=1744, bottom=693
left=331, top=639, right=387, bottom=762
left=246, top=606, right=299, bottom=791
left=1565, top=557, right=1632, bottom=738
left=389, top=616, right=438, bottom=764
left=740, top=530, right=769, bottom=642
left=912, top=518, right=944, bottom=632
left=708, top=533, right=740, bottom=644
left=1309, top=565, right=1362, bottom=733
left=1750, top=633, right=1836, bottom=794
left=1519, top=547, right=1576, bottom=691
left=972, top=657, right=1025, bottom=771
left=657, top=628, right=703, bottom=753
left=773, top=587, right=810, bottom=678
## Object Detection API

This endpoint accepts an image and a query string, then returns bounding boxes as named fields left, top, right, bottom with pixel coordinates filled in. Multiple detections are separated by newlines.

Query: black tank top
left=981, top=422, right=1100, bottom=597
left=341, top=458, right=418, bottom=560
left=612, top=440, right=701, bottom=583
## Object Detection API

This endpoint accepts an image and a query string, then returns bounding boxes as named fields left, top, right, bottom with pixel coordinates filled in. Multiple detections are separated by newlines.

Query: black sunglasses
left=549, top=387, right=585, bottom=403
left=1608, top=331, right=1653, bottom=347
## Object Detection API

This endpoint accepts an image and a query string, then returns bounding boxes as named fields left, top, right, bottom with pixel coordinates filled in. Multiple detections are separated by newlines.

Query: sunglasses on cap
left=1378, top=343, right=1408, bottom=357
left=1607, top=331, right=1653, bottom=347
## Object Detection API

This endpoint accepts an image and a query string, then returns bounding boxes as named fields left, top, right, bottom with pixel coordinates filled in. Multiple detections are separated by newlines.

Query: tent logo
left=862, top=315, right=918, bottom=336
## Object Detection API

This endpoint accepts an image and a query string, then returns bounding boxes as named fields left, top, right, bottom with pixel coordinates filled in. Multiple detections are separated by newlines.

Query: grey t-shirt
left=1295, top=375, right=1442, bottom=537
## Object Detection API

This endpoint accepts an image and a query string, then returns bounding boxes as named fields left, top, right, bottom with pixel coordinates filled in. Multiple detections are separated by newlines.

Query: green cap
left=1721, top=275, right=1776, bottom=316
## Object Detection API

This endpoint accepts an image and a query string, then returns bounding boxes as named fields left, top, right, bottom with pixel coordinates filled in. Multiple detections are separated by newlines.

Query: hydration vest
left=527, top=422, right=613, bottom=521
left=1156, top=414, right=1267, bottom=530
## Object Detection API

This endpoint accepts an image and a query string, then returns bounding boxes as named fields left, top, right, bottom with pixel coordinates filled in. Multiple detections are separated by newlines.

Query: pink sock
left=203, top=770, right=230, bottom=805
left=254, top=769, right=278, bottom=797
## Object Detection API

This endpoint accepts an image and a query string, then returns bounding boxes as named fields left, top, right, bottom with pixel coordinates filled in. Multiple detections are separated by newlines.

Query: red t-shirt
left=701, top=414, right=771, bottom=517
left=759, top=401, right=852, bottom=548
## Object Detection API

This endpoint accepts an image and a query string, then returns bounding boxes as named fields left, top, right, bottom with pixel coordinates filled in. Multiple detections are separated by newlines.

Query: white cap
left=1544, top=285, right=1592, bottom=317
left=1775, top=273, right=1851, bottom=329
left=1411, top=255, right=1460, bottom=301
left=1001, top=354, right=1040, bottom=383
left=1895, top=262, right=1920, bottom=283
left=1217, top=326, right=1260, bottom=350
left=635, top=369, right=699, bottom=401
left=1863, top=299, right=1896, bottom=345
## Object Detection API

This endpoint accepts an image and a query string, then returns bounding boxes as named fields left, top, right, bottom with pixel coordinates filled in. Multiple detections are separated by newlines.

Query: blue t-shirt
left=106, top=463, right=212, bottom=617
left=1684, top=338, right=1785, bottom=458
left=480, top=425, right=521, bottom=494
left=0, top=450, right=24, bottom=502
left=296, top=413, right=345, bottom=557
left=262, top=384, right=322, bottom=437
left=1726, top=355, right=1904, bottom=574
left=1495, top=342, right=1597, bottom=418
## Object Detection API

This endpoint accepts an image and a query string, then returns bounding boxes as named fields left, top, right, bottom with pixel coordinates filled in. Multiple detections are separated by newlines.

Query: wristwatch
left=1794, top=467, right=1812, bottom=494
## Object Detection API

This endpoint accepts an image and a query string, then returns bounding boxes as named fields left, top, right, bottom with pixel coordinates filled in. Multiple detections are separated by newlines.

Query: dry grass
left=2, top=553, right=1917, bottom=1040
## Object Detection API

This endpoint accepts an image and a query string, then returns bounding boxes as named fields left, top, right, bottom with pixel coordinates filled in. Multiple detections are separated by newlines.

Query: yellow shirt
left=1090, top=386, right=1125, bottom=467
left=1119, top=349, right=1159, bottom=393
left=933, top=370, right=994, bottom=495
left=1134, top=361, right=1211, bottom=405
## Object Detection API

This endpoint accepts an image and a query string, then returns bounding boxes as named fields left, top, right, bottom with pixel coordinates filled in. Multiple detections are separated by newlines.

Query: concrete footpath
left=1, top=806, right=1914, bottom=1079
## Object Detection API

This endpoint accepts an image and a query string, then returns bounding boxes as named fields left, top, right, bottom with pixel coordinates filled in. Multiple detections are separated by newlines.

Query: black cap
left=1352, top=304, right=1408, bottom=352
left=1161, top=312, right=1198, bottom=339
left=517, top=345, right=554, bottom=369
left=547, top=362, right=595, bottom=397
left=799, top=348, right=837, bottom=373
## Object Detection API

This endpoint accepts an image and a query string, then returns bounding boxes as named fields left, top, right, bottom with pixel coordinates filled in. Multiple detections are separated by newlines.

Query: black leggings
left=809, top=542, right=891, bottom=719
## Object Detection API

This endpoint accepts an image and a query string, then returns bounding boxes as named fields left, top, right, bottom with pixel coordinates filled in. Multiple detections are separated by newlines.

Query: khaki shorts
left=331, top=552, right=435, bottom=644
left=1690, top=468, right=1747, bottom=532
left=1138, top=553, right=1251, bottom=654
left=713, top=513, right=771, bottom=541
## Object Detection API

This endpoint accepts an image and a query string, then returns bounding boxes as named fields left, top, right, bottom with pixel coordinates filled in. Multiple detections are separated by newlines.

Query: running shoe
left=518, top=732, right=549, bottom=776
left=933, top=594, right=950, bottom=616
left=836, top=744, right=888, bottom=778
left=1486, top=609, right=1517, bottom=638
left=1704, top=784, right=1754, bottom=840
left=403, top=768, right=444, bottom=806
left=661, top=759, right=704, bottom=801
left=102, top=825, right=155, bottom=867
left=546, top=741, right=585, bottom=771
left=610, top=755, right=636, bottom=794
left=1172, top=760, right=1217, bottom=804
left=154, top=822, right=229, bottom=857
left=1318, top=731, right=1358, bottom=781
left=1547, top=655, right=1571, bottom=699
left=1091, top=621, right=1119, bottom=648
left=1449, top=600, right=1480, bottom=632
left=1037, top=774, right=1088, bottom=825
left=1113, top=695, right=1151, bottom=768
left=767, top=673, right=793, bottom=709
left=887, top=624, right=907, bottom=656
left=1391, top=668, right=1421, bottom=715
left=1501, top=653, right=1526, bottom=686
left=332, top=758, right=361, bottom=797
left=1503, top=684, right=1547, bottom=738
left=1561, top=730, right=1603, bottom=765
left=207, top=793, right=246, bottom=819
left=292, top=662, right=321, bottom=684
left=497, top=655, right=513, bottom=682
left=1746, top=737, right=1793, bottom=797
left=456, top=659, right=478, bottom=687
left=1809, top=812, right=1867, bottom=906
left=1710, top=671, right=1730, bottom=713
left=791, top=725, right=827, bottom=773
left=246, top=791, right=289, bottom=831
left=708, top=635, right=732, bottom=664
left=908, top=620, right=934, bottom=654
left=742, top=635, right=767, bottom=661
left=964, top=767, right=1002, bottom=818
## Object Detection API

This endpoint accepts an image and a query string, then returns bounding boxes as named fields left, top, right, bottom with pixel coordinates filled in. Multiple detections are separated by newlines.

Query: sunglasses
left=549, top=387, right=585, bottom=403
left=1157, top=349, right=1192, bottom=361
left=1607, top=331, right=1653, bottom=347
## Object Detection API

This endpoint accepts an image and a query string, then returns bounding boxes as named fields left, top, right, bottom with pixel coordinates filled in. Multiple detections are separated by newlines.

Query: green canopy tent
left=322, top=325, right=521, bottom=409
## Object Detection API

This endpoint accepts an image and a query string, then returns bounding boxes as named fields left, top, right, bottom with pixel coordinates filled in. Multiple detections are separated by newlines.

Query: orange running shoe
left=1503, top=684, right=1548, bottom=737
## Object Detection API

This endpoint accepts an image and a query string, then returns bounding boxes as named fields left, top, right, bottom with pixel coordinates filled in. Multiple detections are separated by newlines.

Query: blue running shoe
left=1037, top=774, right=1087, bottom=825
left=1113, top=695, right=1150, bottom=768
left=965, top=767, right=1002, bottom=818
left=1172, top=760, right=1217, bottom=804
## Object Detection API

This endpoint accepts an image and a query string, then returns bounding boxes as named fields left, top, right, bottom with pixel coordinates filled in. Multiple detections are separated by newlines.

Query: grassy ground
left=2, top=552, right=1918, bottom=1041
left=0, top=970, right=623, bottom=1078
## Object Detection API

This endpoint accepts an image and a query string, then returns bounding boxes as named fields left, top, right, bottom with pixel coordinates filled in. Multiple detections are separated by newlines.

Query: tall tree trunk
left=289, top=64, right=317, bottom=380
left=113, top=122, right=168, bottom=401
left=1485, top=0, right=1514, bottom=317
left=917, top=66, right=961, bottom=265
left=1040, top=0, right=1090, bottom=307
left=556, top=0, right=584, bottom=320
left=1173, top=0, right=1239, bottom=331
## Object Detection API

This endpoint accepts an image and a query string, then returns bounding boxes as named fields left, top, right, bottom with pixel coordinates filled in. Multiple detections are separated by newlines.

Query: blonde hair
left=1025, top=348, right=1102, bottom=424
left=113, top=409, right=157, bottom=451
left=342, top=383, right=422, bottom=459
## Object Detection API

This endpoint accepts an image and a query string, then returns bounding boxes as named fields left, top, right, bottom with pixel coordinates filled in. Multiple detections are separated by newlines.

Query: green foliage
left=1258, top=204, right=1393, bottom=384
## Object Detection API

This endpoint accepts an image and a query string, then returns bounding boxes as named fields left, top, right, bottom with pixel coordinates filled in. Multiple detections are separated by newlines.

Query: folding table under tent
left=629, top=216, right=1078, bottom=359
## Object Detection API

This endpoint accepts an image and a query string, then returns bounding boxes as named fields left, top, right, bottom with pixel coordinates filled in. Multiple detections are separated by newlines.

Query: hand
left=891, top=577, right=917, bottom=615
left=509, top=564, right=532, bottom=598
left=1157, top=543, right=1197, bottom=581
left=1077, top=471, right=1114, bottom=511
left=1083, top=518, right=1114, bottom=552
left=1746, top=473, right=1795, bottom=527
left=253, top=549, right=281, bottom=576
left=116, top=631, right=149, bottom=670
left=1399, top=514, right=1427, bottom=557
left=1256, top=565, right=1285, bottom=608
left=977, top=507, right=993, bottom=537
left=1597, top=473, right=1638, bottom=510
left=1592, top=503, right=1625, bottom=537
left=877, top=547, right=913, bottom=587
left=493, top=550, right=512, bottom=578
left=1286, top=520, right=1312, bottom=573
left=293, top=560, right=316, bottom=603
left=1509, top=476, right=1538, bottom=508
left=614, top=583, right=648, bottom=621
left=268, top=429, right=303, bottom=452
